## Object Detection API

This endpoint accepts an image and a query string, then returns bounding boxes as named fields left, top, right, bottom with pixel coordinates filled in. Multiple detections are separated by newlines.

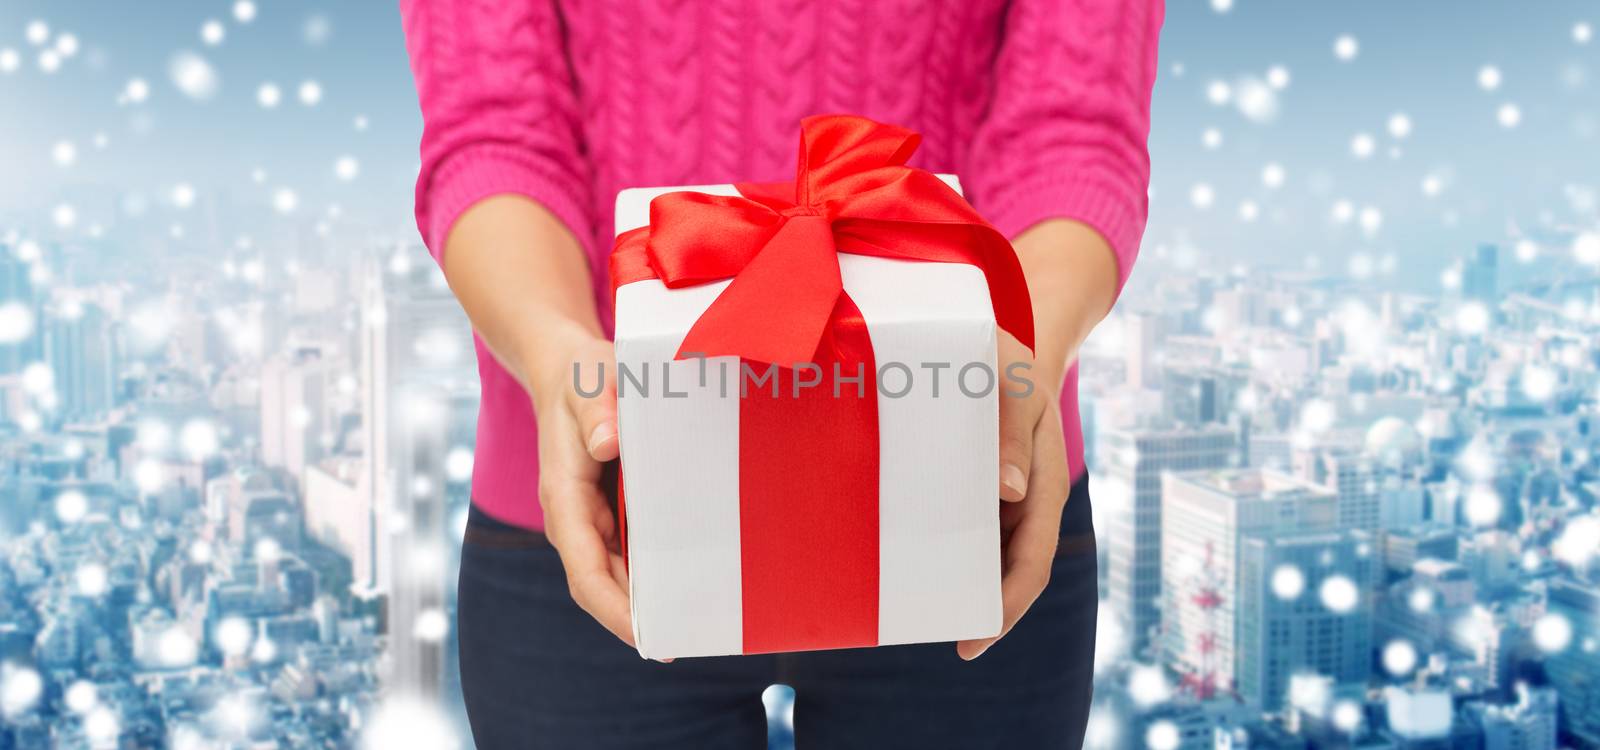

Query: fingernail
left=587, top=422, right=618, bottom=454
left=962, top=642, right=992, bottom=661
left=1001, top=464, right=1026, bottom=497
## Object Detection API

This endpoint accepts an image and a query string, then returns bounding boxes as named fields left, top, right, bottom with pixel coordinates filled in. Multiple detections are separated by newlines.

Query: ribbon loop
left=609, top=114, right=1034, bottom=365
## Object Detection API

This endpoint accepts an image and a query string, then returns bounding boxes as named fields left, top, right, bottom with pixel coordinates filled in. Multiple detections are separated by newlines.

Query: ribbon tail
left=835, top=219, right=1035, bottom=354
left=739, top=292, right=879, bottom=653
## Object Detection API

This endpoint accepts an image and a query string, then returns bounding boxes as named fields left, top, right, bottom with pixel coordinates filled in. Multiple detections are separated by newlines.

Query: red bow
left=611, top=114, right=1034, bottom=365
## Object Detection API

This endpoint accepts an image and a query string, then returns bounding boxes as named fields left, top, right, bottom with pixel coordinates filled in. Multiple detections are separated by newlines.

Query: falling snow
left=1497, top=102, right=1522, bottom=128
left=169, top=51, right=220, bottom=100
left=1333, top=34, right=1359, bottom=61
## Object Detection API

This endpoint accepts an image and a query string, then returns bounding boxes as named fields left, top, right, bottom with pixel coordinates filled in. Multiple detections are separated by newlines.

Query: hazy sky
left=1, top=1, right=1597, bottom=292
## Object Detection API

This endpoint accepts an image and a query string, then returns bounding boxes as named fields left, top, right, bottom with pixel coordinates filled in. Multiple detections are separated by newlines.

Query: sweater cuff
left=422, top=145, right=592, bottom=266
left=981, top=175, right=1147, bottom=301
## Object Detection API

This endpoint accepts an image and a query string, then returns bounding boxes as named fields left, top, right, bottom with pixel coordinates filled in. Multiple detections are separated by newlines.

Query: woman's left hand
left=954, top=217, right=1120, bottom=660
left=956, top=331, right=1071, bottom=660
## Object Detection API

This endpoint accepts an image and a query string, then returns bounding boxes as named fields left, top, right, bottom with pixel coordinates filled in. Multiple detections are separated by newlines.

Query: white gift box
left=612, top=177, right=1002, bottom=659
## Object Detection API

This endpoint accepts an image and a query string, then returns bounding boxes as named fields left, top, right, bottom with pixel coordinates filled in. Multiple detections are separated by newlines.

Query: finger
left=997, top=383, right=1038, bottom=502
left=959, top=415, right=1070, bottom=660
left=572, top=367, right=620, bottom=462
left=956, top=501, right=1055, bottom=660
left=544, top=477, right=635, bottom=646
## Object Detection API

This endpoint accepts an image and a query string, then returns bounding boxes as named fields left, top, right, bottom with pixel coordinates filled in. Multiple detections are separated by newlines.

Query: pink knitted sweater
left=401, top=0, right=1163, bottom=530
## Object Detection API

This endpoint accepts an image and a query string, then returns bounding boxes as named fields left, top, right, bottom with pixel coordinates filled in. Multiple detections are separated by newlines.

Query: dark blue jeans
left=457, top=478, right=1096, bottom=749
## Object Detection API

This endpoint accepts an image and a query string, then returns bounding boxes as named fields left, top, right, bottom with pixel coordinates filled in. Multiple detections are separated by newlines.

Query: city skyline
left=4, top=1, right=1600, bottom=749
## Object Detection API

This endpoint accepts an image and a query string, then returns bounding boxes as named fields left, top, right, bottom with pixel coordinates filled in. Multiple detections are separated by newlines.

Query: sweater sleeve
left=965, top=0, right=1164, bottom=301
left=400, top=0, right=592, bottom=265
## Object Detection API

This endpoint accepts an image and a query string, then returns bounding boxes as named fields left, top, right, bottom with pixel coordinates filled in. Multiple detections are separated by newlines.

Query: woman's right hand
left=523, top=325, right=634, bottom=647
left=441, top=194, right=635, bottom=647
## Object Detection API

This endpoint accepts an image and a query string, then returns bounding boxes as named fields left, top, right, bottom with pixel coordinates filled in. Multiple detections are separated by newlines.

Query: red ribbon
left=611, top=114, right=1033, bottom=654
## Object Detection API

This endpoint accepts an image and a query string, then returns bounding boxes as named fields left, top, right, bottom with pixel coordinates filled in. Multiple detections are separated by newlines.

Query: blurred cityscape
left=3, top=0, right=1600, bottom=748
left=1077, top=238, right=1600, bottom=749
left=10, top=222, right=1600, bottom=748
left=0, top=236, right=478, bottom=747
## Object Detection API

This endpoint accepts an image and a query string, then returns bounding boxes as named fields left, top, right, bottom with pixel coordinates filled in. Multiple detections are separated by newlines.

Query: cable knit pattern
left=401, top=0, right=1165, bottom=529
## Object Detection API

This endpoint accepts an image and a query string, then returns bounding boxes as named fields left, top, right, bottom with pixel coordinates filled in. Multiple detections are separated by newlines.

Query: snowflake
left=303, top=15, right=333, bottom=46
left=273, top=187, right=299, bottom=214
left=201, top=19, right=226, bottom=46
left=257, top=82, right=281, bottom=108
left=216, top=617, right=254, bottom=658
left=446, top=446, right=475, bottom=482
left=1382, top=639, right=1418, bottom=676
left=335, top=155, right=360, bottom=181
left=1464, top=485, right=1503, bottom=527
left=85, top=707, right=120, bottom=745
left=1333, top=34, right=1359, bottom=62
left=1, top=665, right=43, bottom=719
left=180, top=418, right=220, bottom=461
left=75, top=562, right=109, bottom=597
left=1331, top=700, right=1363, bottom=733
left=25, top=20, right=50, bottom=46
left=1454, top=302, right=1489, bottom=334
left=298, top=80, right=323, bottom=106
left=361, top=696, right=462, bottom=750
left=1319, top=575, right=1359, bottom=613
left=1478, top=65, right=1502, bottom=91
left=1206, top=80, right=1231, bottom=106
left=169, top=51, right=220, bottom=100
left=1388, top=113, right=1413, bottom=139
left=1497, top=103, right=1521, bottom=129
left=1145, top=721, right=1180, bottom=750
left=1233, top=77, right=1278, bottom=123
left=1272, top=564, right=1306, bottom=600
left=1128, top=664, right=1171, bottom=706
left=1350, top=132, right=1376, bottom=159
left=1533, top=613, right=1573, bottom=653
left=1266, top=65, right=1290, bottom=90
left=51, top=140, right=76, bottom=167
left=158, top=627, right=198, bottom=667
left=415, top=608, right=450, bottom=642
left=1261, top=162, right=1285, bottom=189
left=64, top=681, right=98, bottom=714
left=1573, top=232, right=1600, bottom=265
left=1521, top=364, right=1557, bottom=401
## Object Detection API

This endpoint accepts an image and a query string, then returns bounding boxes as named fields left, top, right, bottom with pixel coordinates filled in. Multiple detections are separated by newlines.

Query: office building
left=1101, top=423, right=1236, bottom=655
left=1160, top=468, right=1341, bottom=692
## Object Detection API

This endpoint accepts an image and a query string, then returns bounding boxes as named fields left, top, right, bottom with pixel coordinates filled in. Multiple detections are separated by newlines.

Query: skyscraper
left=0, top=249, right=45, bottom=378
left=360, top=254, right=477, bottom=709
left=1236, top=529, right=1375, bottom=709
left=1543, top=579, right=1600, bottom=746
left=1160, top=468, right=1343, bottom=693
left=1125, top=311, right=1164, bottom=392
left=1463, top=243, right=1498, bottom=306
left=1296, top=448, right=1381, bottom=532
left=1102, top=423, right=1236, bottom=655
left=45, top=301, right=119, bottom=420
left=260, top=346, right=334, bottom=478
left=1466, top=684, right=1558, bottom=750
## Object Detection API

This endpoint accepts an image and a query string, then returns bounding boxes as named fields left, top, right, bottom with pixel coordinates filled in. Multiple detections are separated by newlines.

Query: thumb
left=573, top=362, right=620, bottom=462
left=998, top=373, right=1036, bottom=503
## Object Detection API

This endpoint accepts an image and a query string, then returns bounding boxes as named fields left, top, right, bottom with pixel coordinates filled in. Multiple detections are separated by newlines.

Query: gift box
left=610, top=115, right=1034, bottom=659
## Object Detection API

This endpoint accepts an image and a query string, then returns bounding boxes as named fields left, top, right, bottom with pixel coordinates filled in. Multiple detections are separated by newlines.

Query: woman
left=400, top=1, right=1161, bottom=747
